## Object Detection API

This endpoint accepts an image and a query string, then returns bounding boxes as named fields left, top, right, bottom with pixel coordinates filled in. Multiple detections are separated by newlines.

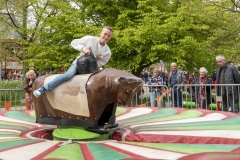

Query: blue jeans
left=44, top=63, right=78, bottom=90
left=149, top=91, right=163, bottom=107
left=172, top=88, right=183, bottom=108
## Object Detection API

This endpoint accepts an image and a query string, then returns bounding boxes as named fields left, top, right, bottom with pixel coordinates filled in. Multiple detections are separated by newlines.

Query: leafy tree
left=25, top=0, right=97, bottom=72
left=111, top=0, right=240, bottom=75
left=1, top=0, right=240, bottom=76
left=0, top=0, right=101, bottom=72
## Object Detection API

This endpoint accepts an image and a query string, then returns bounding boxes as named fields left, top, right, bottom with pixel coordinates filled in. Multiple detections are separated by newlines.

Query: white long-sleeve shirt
left=71, top=36, right=111, bottom=67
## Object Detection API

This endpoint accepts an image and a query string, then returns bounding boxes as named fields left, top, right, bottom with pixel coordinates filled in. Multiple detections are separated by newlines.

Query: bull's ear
left=118, top=77, right=135, bottom=83
left=118, top=77, right=126, bottom=83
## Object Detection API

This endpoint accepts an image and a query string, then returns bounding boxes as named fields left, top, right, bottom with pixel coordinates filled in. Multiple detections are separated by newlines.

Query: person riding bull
left=33, top=26, right=113, bottom=98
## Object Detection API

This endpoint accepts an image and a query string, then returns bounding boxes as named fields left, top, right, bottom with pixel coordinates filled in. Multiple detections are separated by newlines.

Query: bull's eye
left=127, top=89, right=132, bottom=93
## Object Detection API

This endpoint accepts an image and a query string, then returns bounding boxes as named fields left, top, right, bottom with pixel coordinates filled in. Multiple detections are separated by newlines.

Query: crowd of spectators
left=145, top=55, right=240, bottom=114
left=1, top=69, right=23, bottom=80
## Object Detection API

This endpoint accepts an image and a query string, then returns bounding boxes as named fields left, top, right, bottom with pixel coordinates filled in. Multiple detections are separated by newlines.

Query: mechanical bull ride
left=32, top=68, right=143, bottom=132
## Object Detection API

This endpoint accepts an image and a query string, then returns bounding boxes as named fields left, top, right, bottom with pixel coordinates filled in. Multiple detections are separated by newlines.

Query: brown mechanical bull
left=32, top=68, right=143, bottom=132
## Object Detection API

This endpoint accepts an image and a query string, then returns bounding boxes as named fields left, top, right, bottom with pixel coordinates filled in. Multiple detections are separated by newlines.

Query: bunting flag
left=138, top=103, right=147, bottom=107
left=162, top=89, right=171, bottom=94
left=155, top=95, right=162, bottom=104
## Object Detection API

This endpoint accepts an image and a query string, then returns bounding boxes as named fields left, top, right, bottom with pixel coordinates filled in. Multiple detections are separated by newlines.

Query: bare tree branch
left=210, top=0, right=240, bottom=13
left=29, top=1, right=50, bottom=43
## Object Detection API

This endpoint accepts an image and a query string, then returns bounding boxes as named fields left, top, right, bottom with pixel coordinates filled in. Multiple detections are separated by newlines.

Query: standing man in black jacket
left=216, top=55, right=240, bottom=113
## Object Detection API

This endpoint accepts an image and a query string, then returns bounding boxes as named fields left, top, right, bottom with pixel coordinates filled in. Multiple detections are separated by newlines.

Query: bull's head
left=116, top=77, right=143, bottom=105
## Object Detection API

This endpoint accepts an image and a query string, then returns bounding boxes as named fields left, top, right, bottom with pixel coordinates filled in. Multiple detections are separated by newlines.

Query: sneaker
left=228, top=107, right=232, bottom=112
left=235, top=111, right=239, bottom=114
left=33, top=86, right=47, bottom=98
